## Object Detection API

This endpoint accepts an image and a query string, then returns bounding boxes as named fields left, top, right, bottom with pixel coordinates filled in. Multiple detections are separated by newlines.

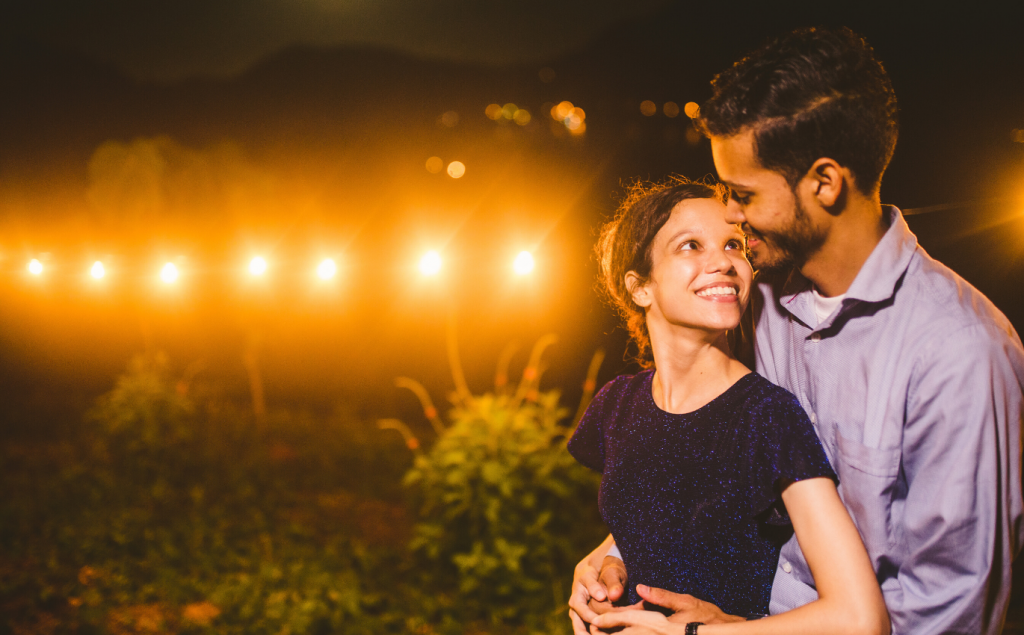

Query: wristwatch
left=685, top=623, right=704, bottom=635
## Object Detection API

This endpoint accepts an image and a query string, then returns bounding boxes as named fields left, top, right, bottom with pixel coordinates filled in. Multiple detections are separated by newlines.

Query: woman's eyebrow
left=665, top=228, right=698, bottom=244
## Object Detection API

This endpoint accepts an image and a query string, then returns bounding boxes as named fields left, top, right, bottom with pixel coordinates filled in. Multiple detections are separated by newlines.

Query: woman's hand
left=589, top=607, right=678, bottom=635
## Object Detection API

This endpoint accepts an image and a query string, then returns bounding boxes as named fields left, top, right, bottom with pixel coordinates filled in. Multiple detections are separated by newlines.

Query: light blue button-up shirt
left=760, top=207, right=1024, bottom=634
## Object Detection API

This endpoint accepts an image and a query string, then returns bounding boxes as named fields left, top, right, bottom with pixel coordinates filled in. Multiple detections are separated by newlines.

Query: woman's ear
left=625, top=272, right=651, bottom=308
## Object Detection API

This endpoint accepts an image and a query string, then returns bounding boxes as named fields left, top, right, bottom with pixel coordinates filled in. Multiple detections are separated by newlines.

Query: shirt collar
left=778, top=206, right=918, bottom=312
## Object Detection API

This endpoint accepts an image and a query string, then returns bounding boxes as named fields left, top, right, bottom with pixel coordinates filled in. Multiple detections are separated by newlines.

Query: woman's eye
left=679, top=240, right=698, bottom=251
left=725, top=239, right=743, bottom=250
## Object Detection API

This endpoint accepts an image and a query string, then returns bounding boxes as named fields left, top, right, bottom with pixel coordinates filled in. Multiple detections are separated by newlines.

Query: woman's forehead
left=664, top=198, right=739, bottom=234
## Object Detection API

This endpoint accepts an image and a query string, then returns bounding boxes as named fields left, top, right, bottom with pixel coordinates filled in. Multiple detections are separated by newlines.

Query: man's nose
left=724, top=199, right=745, bottom=224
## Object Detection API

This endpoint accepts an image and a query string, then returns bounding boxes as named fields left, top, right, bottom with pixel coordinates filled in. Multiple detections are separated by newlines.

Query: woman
left=566, top=178, right=888, bottom=635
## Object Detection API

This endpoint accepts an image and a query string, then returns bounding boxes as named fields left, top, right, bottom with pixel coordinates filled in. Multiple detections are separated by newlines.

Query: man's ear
left=802, top=158, right=845, bottom=208
left=625, top=272, right=651, bottom=308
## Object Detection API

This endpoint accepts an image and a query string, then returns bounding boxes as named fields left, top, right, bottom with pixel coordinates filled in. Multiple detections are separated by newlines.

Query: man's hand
left=637, top=585, right=745, bottom=625
left=568, top=555, right=629, bottom=634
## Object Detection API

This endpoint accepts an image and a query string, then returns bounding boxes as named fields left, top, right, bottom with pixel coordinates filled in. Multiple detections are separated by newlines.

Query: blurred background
left=1, top=0, right=1022, bottom=632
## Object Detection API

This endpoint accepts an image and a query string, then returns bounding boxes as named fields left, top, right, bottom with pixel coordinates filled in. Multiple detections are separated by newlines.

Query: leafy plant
left=394, top=335, right=608, bottom=630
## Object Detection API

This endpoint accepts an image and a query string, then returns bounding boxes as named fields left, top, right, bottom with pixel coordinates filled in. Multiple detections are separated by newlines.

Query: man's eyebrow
left=723, top=181, right=753, bottom=192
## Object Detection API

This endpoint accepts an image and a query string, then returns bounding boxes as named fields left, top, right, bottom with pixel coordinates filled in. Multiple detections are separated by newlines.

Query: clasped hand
left=568, top=557, right=743, bottom=634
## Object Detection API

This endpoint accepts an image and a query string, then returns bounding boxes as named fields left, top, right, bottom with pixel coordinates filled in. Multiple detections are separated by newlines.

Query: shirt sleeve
left=889, top=323, right=1024, bottom=635
left=567, top=377, right=626, bottom=474
left=749, top=388, right=838, bottom=521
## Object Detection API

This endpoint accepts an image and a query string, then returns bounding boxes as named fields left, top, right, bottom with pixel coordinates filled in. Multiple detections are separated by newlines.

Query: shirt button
left=810, top=333, right=821, bottom=342
left=782, top=562, right=793, bottom=573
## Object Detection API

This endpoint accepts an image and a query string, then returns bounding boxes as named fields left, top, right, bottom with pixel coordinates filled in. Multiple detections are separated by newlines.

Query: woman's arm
left=590, top=477, right=890, bottom=635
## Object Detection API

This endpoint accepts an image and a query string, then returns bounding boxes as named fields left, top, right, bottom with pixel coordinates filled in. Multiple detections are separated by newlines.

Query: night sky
left=2, top=0, right=1022, bottom=428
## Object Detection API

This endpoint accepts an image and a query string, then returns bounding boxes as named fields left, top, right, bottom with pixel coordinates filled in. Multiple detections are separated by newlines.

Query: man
left=570, top=26, right=1024, bottom=635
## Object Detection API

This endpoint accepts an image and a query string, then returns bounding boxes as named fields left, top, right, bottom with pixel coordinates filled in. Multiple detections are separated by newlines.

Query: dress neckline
left=643, top=368, right=756, bottom=417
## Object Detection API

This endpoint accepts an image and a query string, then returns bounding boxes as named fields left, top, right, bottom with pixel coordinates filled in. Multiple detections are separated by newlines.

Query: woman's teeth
left=696, top=286, right=737, bottom=297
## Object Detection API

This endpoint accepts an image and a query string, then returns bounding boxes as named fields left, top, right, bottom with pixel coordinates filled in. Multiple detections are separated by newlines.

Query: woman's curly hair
left=595, top=176, right=730, bottom=368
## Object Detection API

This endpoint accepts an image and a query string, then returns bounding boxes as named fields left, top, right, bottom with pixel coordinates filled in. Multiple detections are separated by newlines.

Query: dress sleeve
left=749, top=388, right=837, bottom=520
left=566, top=377, right=625, bottom=474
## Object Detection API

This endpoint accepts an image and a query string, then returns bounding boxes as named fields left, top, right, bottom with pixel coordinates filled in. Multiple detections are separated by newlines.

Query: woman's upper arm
left=781, top=477, right=889, bottom=630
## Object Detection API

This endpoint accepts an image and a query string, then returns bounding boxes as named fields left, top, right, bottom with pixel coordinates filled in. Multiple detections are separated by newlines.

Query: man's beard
left=747, top=195, right=826, bottom=274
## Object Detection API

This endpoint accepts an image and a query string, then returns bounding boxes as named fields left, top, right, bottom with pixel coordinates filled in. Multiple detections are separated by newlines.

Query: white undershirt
left=811, top=288, right=846, bottom=326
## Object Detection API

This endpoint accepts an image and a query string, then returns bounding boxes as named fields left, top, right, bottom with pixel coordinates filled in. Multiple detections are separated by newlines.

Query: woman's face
left=630, top=198, right=752, bottom=336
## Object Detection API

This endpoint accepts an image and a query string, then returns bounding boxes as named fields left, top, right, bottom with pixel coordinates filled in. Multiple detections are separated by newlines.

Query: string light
left=419, top=251, right=442, bottom=276
left=513, top=251, right=535, bottom=275
left=249, top=256, right=267, bottom=276
left=161, top=263, right=179, bottom=283
left=317, top=258, right=337, bottom=280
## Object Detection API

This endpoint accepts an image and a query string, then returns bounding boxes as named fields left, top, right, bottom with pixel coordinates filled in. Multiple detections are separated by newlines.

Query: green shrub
left=398, top=337, right=607, bottom=631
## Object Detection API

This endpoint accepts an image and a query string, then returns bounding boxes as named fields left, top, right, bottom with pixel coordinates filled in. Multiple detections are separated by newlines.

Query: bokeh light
left=640, top=100, right=657, bottom=116
left=425, top=156, right=444, bottom=173
left=419, top=250, right=442, bottom=276
left=27, top=259, right=43, bottom=275
left=91, top=261, right=105, bottom=279
left=663, top=101, right=680, bottom=118
left=513, top=251, right=535, bottom=275
left=684, top=101, right=701, bottom=118
left=501, top=103, right=518, bottom=120
left=447, top=161, right=466, bottom=178
left=538, top=67, right=556, bottom=83
left=551, top=101, right=574, bottom=121
left=249, top=256, right=267, bottom=276
left=317, top=258, right=337, bottom=280
left=439, top=111, right=459, bottom=127
left=485, top=104, right=503, bottom=120
left=161, top=262, right=178, bottom=283
left=513, top=109, right=531, bottom=126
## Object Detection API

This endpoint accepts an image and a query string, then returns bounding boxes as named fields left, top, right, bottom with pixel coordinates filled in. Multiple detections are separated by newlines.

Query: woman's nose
left=704, top=248, right=735, bottom=274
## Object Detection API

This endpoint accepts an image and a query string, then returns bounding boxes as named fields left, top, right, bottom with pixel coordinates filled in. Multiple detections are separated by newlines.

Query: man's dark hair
left=697, top=26, right=898, bottom=196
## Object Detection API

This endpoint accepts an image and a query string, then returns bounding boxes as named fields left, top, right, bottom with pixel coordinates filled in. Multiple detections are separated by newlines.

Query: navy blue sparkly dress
left=567, top=370, right=836, bottom=617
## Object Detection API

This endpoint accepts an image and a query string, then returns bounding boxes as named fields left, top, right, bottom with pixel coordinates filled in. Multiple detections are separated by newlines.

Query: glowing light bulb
left=161, top=262, right=178, bottom=283
left=28, top=259, right=43, bottom=275
left=447, top=161, right=465, bottom=179
left=419, top=251, right=442, bottom=276
left=249, top=256, right=267, bottom=276
left=513, top=251, right=535, bottom=275
left=91, top=261, right=105, bottom=279
left=317, top=258, right=337, bottom=280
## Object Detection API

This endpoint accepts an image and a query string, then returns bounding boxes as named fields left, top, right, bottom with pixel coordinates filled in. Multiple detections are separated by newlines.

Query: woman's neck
left=649, top=329, right=750, bottom=415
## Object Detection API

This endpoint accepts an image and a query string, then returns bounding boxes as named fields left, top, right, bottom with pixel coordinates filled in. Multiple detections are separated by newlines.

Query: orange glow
left=485, top=104, right=503, bottom=120
left=419, top=250, right=442, bottom=276
left=317, top=258, right=337, bottom=280
left=28, top=259, right=43, bottom=275
left=249, top=256, right=267, bottom=276
left=513, top=109, right=531, bottom=126
left=90, top=261, right=105, bottom=279
left=513, top=251, right=534, bottom=275
left=640, top=100, right=657, bottom=116
left=663, top=101, right=680, bottom=118
left=501, top=103, right=518, bottom=120
left=684, top=101, right=701, bottom=118
left=160, top=262, right=179, bottom=283
left=447, top=161, right=466, bottom=178
left=551, top=101, right=574, bottom=121
left=425, top=156, right=444, bottom=173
